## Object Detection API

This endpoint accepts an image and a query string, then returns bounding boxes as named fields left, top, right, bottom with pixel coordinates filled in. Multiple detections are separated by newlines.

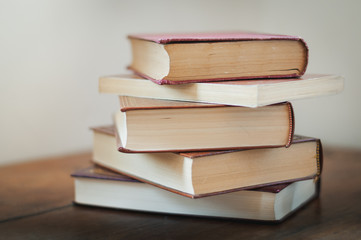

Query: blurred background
left=0, top=0, right=360, bottom=166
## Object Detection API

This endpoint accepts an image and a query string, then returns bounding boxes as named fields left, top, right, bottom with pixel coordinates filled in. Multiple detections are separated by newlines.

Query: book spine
left=286, top=102, right=295, bottom=148
left=314, top=139, right=323, bottom=182
left=299, top=38, right=309, bottom=76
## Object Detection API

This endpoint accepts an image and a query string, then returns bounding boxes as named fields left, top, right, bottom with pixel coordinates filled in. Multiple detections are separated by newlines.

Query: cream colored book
left=114, top=96, right=295, bottom=152
left=72, top=166, right=319, bottom=221
left=91, top=126, right=321, bottom=198
left=99, top=74, right=344, bottom=107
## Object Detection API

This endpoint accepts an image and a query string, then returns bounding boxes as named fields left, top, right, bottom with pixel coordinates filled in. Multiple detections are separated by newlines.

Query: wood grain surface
left=0, top=147, right=360, bottom=239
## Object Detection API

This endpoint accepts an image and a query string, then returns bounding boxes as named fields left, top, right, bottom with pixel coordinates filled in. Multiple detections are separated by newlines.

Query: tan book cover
left=99, top=74, right=344, bottom=107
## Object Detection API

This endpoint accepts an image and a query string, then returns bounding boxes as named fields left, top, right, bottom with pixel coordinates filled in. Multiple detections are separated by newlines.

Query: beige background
left=0, top=0, right=360, bottom=166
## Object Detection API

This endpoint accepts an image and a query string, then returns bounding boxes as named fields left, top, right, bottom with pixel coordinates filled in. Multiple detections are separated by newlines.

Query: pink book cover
left=128, top=32, right=309, bottom=85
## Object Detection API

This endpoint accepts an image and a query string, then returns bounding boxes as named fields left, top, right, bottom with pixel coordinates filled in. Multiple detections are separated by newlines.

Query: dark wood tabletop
left=1, top=147, right=361, bottom=240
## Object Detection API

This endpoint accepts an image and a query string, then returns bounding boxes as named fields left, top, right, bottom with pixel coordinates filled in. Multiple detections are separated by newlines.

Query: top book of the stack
left=128, top=32, right=308, bottom=85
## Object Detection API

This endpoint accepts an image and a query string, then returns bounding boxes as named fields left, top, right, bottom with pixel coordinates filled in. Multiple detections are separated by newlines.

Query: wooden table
left=1, top=147, right=361, bottom=239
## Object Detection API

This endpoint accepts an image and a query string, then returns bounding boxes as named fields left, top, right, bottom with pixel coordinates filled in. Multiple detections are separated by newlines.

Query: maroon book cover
left=128, top=32, right=309, bottom=85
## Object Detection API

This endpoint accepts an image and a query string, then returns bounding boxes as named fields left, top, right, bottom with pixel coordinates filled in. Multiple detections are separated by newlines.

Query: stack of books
left=72, top=32, right=344, bottom=222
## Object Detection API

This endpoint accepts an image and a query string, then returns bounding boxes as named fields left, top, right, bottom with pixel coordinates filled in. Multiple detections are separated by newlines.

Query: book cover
left=99, top=74, right=344, bottom=107
left=129, top=32, right=308, bottom=45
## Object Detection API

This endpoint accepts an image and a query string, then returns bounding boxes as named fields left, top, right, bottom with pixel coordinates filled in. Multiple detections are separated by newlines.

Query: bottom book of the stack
left=72, top=166, right=319, bottom=222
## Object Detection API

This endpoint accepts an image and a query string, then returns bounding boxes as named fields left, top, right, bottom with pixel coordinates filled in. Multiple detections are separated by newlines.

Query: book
left=99, top=74, right=344, bottom=107
left=115, top=96, right=294, bottom=152
left=72, top=166, right=320, bottom=221
left=92, top=126, right=322, bottom=198
left=128, top=32, right=309, bottom=84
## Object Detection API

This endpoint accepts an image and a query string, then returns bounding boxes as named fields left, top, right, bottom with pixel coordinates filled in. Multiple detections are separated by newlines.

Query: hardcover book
left=114, top=96, right=295, bottom=152
left=92, top=126, right=322, bottom=198
left=99, top=74, right=344, bottom=107
left=128, top=32, right=309, bottom=84
left=72, top=166, right=319, bottom=221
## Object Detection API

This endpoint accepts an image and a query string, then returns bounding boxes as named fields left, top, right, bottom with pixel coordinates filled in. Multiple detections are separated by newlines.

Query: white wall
left=0, top=0, right=360, bottom=166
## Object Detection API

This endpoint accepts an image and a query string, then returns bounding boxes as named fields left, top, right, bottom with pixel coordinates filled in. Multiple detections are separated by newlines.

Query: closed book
left=72, top=166, right=319, bottom=222
left=99, top=74, right=344, bottom=107
left=115, top=96, right=294, bottom=152
left=92, top=126, right=322, bottom=198
left=128, top=32, right=308, bottom=84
